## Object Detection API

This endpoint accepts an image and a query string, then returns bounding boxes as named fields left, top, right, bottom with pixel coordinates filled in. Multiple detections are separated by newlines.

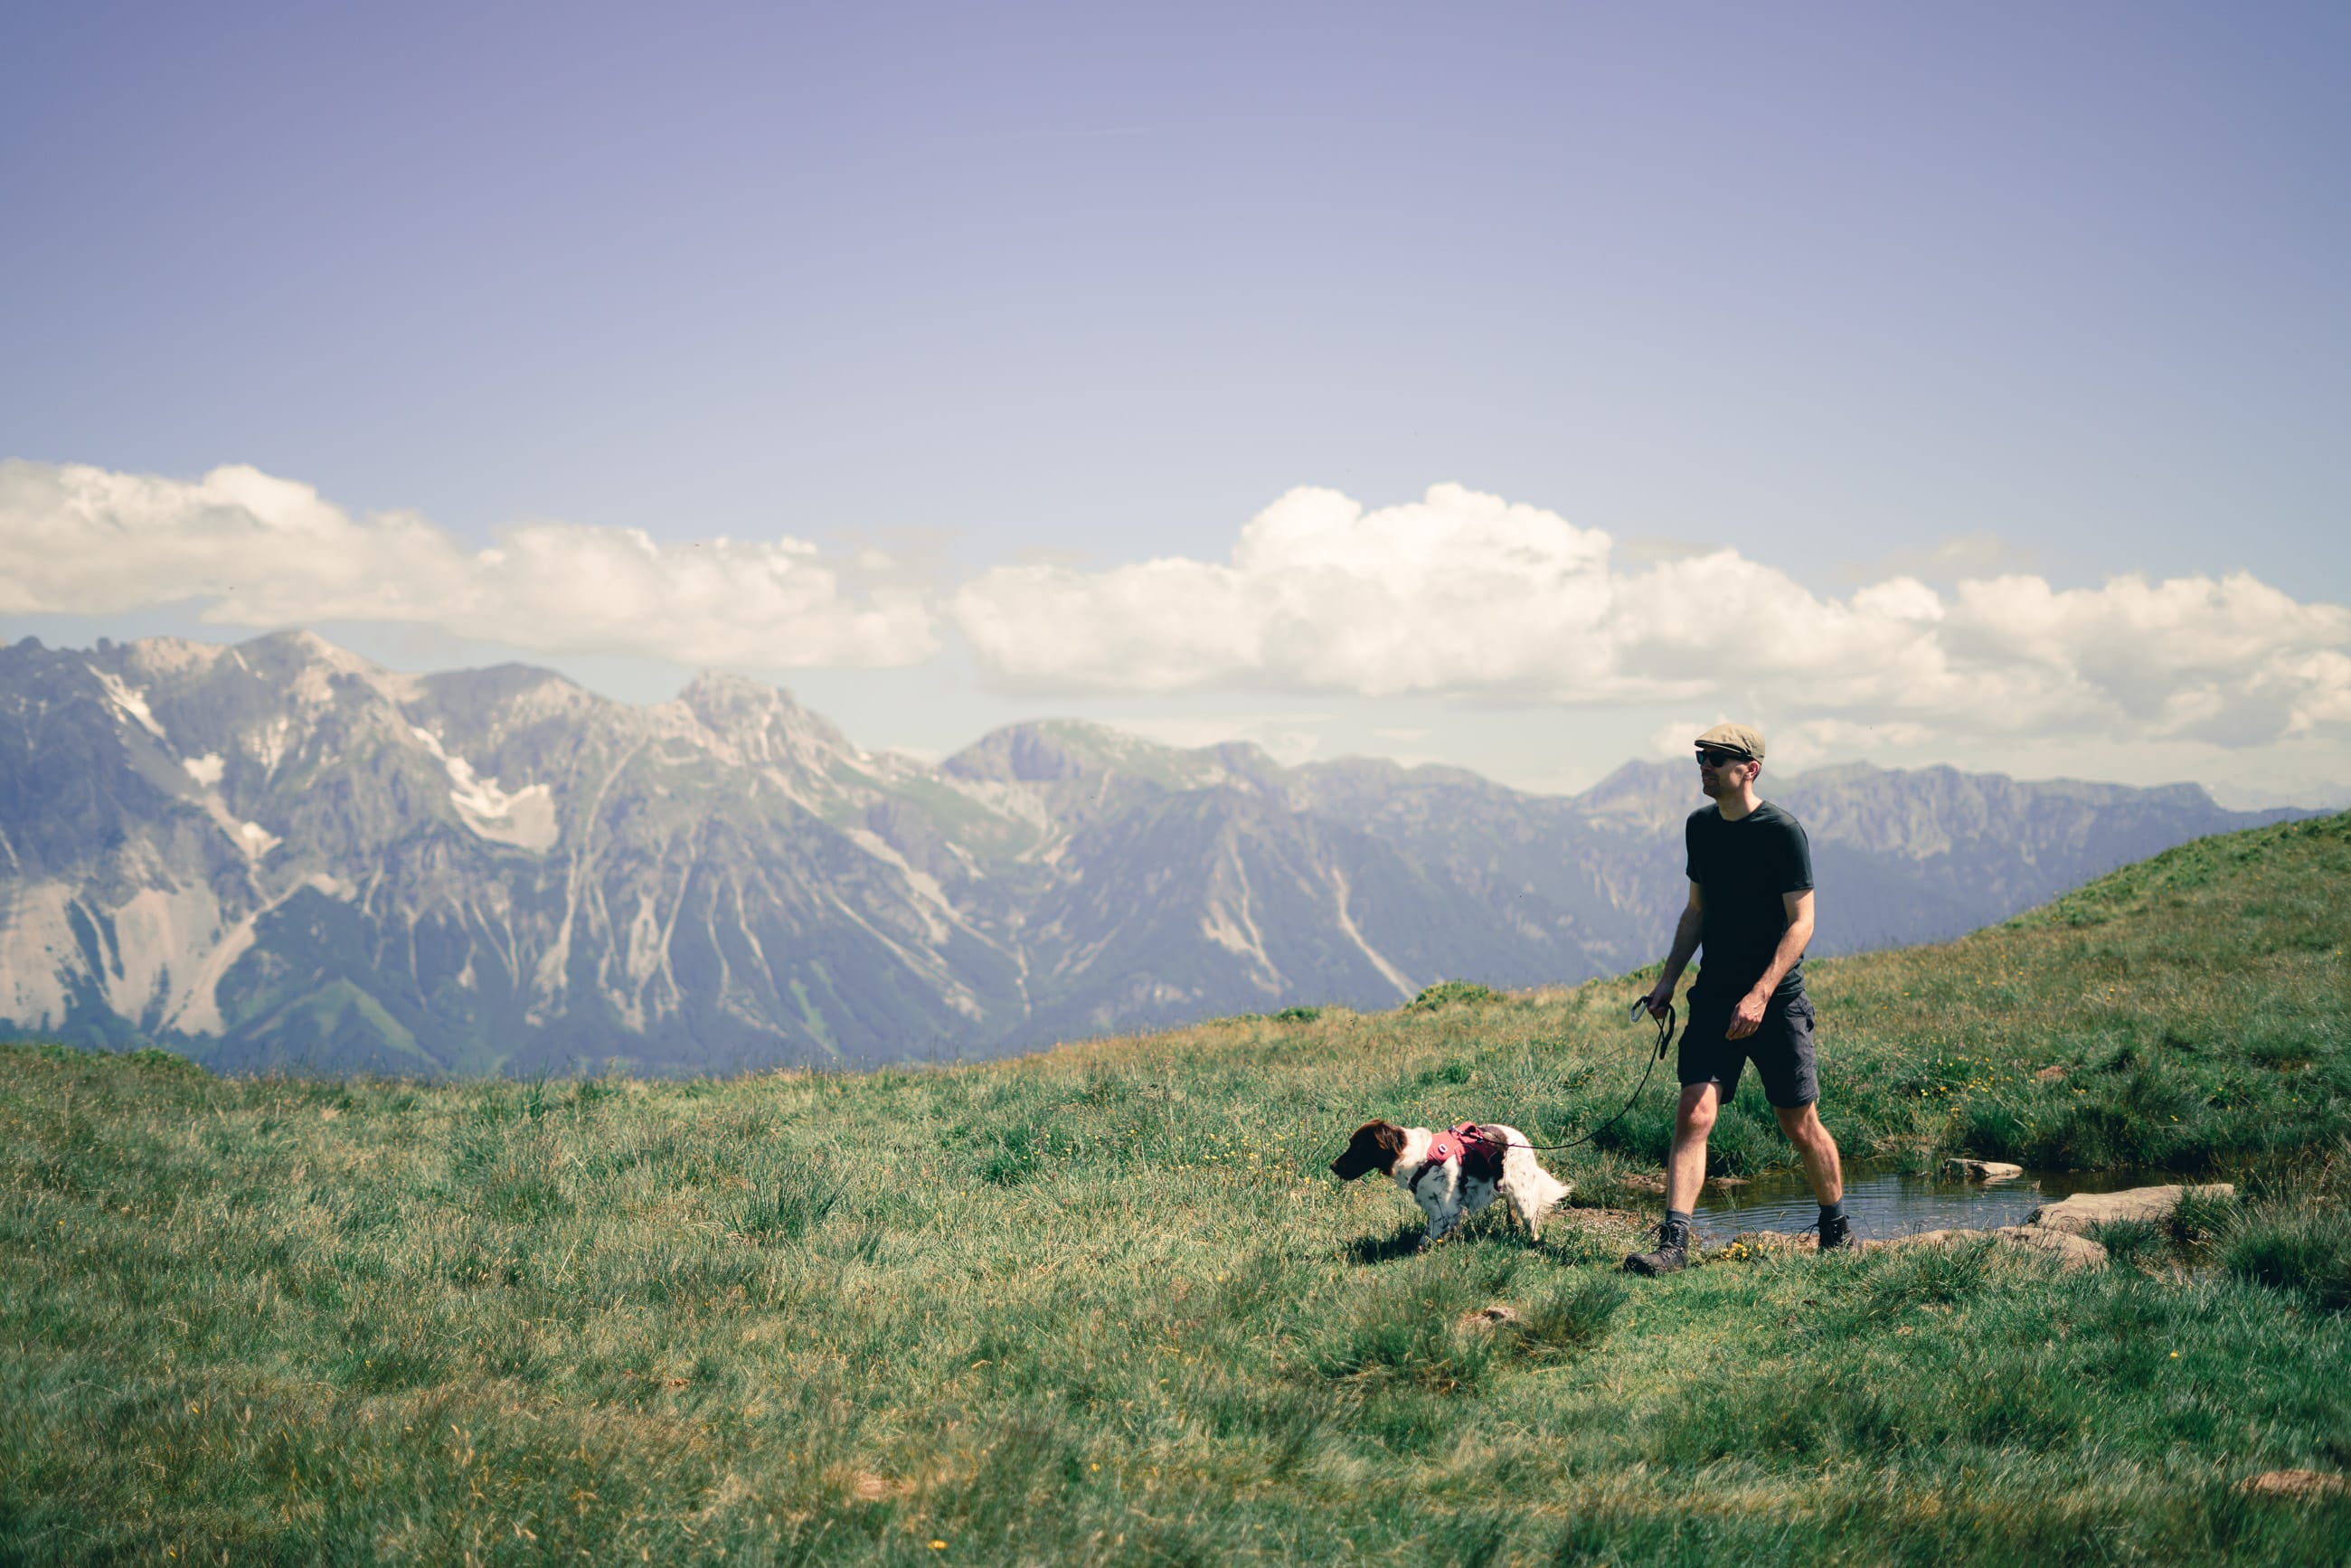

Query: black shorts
left=1677, top=990, right=1819, bottom=1109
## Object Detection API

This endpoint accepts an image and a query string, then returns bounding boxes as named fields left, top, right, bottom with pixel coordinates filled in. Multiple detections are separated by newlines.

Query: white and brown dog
left=1329, top=1119, right=1572, bottom=1243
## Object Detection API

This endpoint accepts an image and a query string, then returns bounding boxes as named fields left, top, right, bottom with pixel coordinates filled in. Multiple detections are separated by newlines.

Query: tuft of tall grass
left=732, top=1173, right=847, bottom=1242
left=2225, top=1205, right=2351, bottom=1312
left=1312, top=1274, right=1493, bottom=1392
left=1405, top=979, right=1504, bottom=1012
left=1505, top=1273, right=1629, bottom=1361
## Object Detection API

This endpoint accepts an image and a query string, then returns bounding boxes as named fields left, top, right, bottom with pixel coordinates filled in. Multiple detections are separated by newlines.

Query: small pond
left=1686, top=1161, right=2164, bottom=1245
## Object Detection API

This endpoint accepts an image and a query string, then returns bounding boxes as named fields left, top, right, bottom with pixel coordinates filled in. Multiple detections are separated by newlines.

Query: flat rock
left=2238, top=1469, right=2349, bottom=1501
left=2028, top=1184, right=2234, bottom=1236
left=2034, top=1064, right=2069, bottom=1082
left=1884, top=1225, right=2109, bottom=1272
left=1710, top=1224, right=2109, bottom=1271
left=1947, top=1157, right=2025, bottom=1182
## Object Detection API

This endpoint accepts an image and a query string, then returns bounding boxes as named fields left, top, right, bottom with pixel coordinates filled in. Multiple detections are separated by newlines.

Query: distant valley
left=0, top=630, right=2309, bottom=1074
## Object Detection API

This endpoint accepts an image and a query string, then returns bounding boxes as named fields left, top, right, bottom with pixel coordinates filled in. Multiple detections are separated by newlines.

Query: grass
left=0, top=810, right=2346, bottom=1563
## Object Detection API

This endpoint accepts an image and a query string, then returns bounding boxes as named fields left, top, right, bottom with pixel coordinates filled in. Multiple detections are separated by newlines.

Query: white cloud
left=952, top=483, right=2351, bottom=749
left=13, top=462, right=2348, bottom=761
left=0, top=459, right=937, bottom=668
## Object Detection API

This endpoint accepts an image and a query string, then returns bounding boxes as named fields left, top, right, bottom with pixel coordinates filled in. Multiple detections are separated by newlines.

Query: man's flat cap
left=1695, top=723, right=1766, bottom=760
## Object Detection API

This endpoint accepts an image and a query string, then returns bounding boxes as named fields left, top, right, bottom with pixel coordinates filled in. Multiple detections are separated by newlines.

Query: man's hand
left=1640, top=978, right=1676, bottom=1020
left=1728, top=987, right=1770, bottom=1040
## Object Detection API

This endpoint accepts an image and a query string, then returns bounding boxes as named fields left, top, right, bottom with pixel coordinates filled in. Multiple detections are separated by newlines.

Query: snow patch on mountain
left=93, top=668, right=165, bottom=740
left=183, top=752, right=225, bottom=787
left=409, top=726, right=559, bottom=852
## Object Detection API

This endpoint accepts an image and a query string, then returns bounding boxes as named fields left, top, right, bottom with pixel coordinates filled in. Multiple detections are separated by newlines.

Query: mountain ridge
left=0, top=629, right=2311, bottom=1073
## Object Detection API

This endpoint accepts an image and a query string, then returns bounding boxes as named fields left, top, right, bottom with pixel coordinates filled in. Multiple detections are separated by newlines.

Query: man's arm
left=1642, top=883, right=1704, bottom=1017
left=1727, top=889, right=1815, bottom=1040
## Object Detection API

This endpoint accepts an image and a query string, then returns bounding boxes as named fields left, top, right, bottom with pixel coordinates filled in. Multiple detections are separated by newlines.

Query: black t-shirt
left=1685, top=800, right=1814, bottom=1002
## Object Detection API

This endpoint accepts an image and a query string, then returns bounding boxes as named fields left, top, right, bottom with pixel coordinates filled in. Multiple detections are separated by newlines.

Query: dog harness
left=1411, top=1122, right=1506, bottom=1197
left=1426, top=1122, right=1501, bottom=1167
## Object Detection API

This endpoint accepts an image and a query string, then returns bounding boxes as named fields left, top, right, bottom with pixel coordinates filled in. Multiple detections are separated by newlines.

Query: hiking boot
left=1623, top=1217, right=1691, bottom=1276
left=1817, top=1211, right=1855, bottom=1252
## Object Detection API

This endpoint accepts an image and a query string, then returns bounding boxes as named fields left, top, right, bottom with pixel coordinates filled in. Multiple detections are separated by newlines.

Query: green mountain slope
left=3, top=813, right=2346, bottom=1563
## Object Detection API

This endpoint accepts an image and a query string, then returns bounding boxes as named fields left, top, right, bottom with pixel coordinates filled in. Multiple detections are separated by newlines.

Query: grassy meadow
left=4, top=810, right=2348, bottom=1564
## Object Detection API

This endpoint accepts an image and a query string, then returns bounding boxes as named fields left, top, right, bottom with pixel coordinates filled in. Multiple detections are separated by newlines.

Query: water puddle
left=1688, top=1162, right=2161, bottom=1245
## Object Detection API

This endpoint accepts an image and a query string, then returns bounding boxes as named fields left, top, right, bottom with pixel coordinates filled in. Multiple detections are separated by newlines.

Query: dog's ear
left=1372, top=1122, right=1406, bottom=1159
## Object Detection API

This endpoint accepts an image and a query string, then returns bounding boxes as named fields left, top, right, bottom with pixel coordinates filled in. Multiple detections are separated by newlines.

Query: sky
left=4, top=2, right=2347, bottom=804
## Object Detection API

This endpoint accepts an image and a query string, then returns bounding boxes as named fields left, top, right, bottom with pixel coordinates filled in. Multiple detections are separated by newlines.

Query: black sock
left=1665, top=1207, right=1693, bottom=1233
left=1818, top=1199, right=1846, bottom=1224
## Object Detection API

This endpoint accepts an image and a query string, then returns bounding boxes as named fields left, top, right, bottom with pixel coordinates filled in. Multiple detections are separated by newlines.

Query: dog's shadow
left=1341, top=1224, right=1430, bottom=1266
left=1342, top=1209, right=1551, bottom=1267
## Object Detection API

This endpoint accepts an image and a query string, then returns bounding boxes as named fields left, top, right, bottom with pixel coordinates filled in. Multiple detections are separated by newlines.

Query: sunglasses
left=1695, top=747, right=1751, bottom=768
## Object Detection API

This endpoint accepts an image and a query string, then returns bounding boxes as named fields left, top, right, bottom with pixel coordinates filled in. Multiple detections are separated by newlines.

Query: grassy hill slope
left=4, top=812, right=2347, bottom=1563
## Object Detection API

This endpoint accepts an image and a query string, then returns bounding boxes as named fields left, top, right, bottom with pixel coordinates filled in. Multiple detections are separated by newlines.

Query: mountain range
left=0, top=629, right=2309, bottom=1074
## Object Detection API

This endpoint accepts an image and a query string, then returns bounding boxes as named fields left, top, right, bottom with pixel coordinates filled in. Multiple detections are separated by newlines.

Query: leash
left=1501, top=997, right=1676, bottom=1155
left=1320, top=997, right=1678, bottom=1172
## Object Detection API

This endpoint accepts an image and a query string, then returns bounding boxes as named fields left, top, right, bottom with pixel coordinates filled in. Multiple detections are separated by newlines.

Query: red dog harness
left=1426, top=1122, right=1501, bottom=1167
left=1412, top=1122, right=1507, bottom=1197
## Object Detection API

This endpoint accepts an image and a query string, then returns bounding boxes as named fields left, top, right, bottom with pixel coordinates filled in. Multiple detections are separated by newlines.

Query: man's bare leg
left=1627, top=1083, right=1718, bottom=1275
left=1773, top=1101, right=1843, bottom=1205
left=1775, top=1100, right=1851, bottom=1248
left=1666, top=1082, right=1721, bottom=1214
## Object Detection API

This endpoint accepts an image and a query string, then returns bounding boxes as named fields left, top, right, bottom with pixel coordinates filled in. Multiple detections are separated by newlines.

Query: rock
left=2027, top=1184, right=2234, bottom=1237
left=1712, top=1221, right=2107, bottom=1270
left=2238, top=1469, right=2349, bottom=1500
left=1947, top=1158, right=2025, bottom=1182
left=2034, top=1064, right=2069, bottom=1082
left=1706, top=1176, right=1750, bottom=1188
left=1880, top=1225, right=2108, bottom=1272
left=1618, top=1171, right=1668, bottom=1195
left=1459, top=1304, right=1525, bottom=1331
left=1992, top=1225, right=2109, bottom=1270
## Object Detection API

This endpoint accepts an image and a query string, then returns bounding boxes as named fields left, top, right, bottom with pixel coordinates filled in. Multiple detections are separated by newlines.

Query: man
left=1623, top=723, right=1847, bottom=1276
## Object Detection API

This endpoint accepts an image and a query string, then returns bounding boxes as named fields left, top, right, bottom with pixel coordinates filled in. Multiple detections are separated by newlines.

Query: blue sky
left=5, top=4, right=2347, bottom=801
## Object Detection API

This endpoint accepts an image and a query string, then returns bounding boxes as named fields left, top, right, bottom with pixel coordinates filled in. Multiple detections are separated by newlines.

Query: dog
left=1328, top=1119, right=1572, bottom=1243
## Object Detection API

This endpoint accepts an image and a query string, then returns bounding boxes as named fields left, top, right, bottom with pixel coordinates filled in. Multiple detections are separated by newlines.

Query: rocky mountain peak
left=944, top=722, right=1125, bottom=784
left=944, top=722, right=1280, bottom=794
left=670, top=671, right=856, bottom=769
left=1571, top=759, right=1700, bottom=835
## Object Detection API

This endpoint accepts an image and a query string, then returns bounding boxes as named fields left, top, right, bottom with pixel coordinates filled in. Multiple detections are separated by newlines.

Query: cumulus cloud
left=952, top=482, right=2351, bottom=747
left=13, top=462, right=2346, bottom=755
left=0, top=459, right=936, bottom=667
